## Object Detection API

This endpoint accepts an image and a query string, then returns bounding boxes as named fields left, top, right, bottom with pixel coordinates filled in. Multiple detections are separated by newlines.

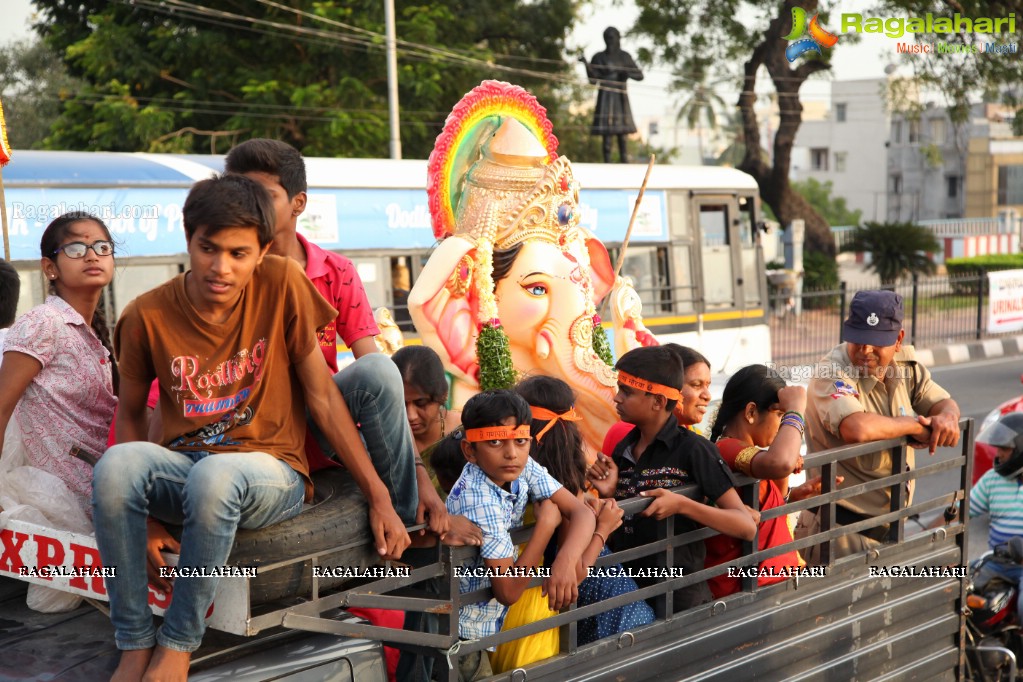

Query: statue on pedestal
left=579, top=27, right=644, bottom=163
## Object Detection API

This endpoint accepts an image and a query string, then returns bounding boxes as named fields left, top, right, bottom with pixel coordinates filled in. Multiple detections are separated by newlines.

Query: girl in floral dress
left=0, top=211, right=118, bottom=528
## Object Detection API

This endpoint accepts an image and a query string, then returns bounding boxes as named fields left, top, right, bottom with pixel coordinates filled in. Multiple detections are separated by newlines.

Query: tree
left=0, top=37, right=83, bottom=149
left=840, top=221, right=939, bottom=286
left=29, top=0, right=582, bottom=157
left=632, top=0, right=839, bottom=256
left=675, top=63, right=729, bottom=164
left=791, top=178, right=861, bottom=227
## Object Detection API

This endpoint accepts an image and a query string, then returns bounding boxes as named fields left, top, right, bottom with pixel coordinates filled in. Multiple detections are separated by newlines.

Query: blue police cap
left=842, top=290, right=904, bottom=347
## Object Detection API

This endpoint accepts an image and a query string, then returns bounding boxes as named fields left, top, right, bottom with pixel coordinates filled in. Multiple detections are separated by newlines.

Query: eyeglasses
left=52, top=240, right=115, bottom=259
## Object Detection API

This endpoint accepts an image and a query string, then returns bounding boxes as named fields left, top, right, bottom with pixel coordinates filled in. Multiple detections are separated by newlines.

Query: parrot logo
left=784, top=7, right=839, bottom=62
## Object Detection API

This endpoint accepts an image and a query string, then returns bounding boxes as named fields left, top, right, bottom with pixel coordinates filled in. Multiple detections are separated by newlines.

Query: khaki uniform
left=798, top=343, right=951, bottom=561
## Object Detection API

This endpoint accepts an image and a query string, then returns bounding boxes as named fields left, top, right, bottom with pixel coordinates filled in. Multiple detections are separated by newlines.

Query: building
left=792, top=79, right=889, bottom=223
left=965, top=105, right=1023, bottom=219
left=886, top=103, right=969, bottom=222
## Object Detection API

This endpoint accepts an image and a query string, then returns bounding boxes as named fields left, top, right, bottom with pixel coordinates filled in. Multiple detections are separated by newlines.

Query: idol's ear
left=584, top=230, right=615, bottom=303
left=408, top=236, right=481, bottom=386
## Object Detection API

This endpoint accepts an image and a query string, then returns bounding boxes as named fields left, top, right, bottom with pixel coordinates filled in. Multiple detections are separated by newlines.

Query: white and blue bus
left=3, top=150, right=769, bottom=370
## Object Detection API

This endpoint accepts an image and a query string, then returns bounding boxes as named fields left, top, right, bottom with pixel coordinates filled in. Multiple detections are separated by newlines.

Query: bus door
left=691, top=194, right=762, bottom=313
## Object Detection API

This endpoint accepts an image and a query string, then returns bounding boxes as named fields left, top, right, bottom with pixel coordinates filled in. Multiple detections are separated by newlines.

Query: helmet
left=978, top=412, right=1023, bottom=478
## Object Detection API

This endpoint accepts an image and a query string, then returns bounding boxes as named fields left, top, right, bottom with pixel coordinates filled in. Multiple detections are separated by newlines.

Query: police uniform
left=798, top=291, right=952, bottom=562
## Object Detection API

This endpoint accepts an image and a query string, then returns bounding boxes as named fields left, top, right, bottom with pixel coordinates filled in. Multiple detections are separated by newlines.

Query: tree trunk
left=735, top=0, right=836, bottom=258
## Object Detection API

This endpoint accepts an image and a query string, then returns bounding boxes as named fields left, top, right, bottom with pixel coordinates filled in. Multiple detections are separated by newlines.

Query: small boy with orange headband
left=446, top=389, right=595, bottom=680
left=588, top=346, right=756, bottom=614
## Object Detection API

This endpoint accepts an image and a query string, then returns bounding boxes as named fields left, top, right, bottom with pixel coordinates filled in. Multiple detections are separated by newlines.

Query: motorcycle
left=965, top=536, right=1023, bottom=681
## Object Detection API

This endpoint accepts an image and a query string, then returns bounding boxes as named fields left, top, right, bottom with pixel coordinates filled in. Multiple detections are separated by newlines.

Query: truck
left=0, top=421, right=976, bottom=681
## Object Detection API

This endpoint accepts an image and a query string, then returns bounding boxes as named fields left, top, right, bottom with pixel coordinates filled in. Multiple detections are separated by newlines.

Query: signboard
left=0, top=519, right=251, bottom=634
left=988, top=269, right=1023, bottom=333
left=4, top=186, right=669, bottom=260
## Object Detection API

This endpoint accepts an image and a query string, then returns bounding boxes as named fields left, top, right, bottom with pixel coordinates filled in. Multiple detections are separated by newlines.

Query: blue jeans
left=975, top=554, right=1023, bottom=624
left=310, top=353, right=419, bottom=524
left=92, top=443, right=305, bottom=652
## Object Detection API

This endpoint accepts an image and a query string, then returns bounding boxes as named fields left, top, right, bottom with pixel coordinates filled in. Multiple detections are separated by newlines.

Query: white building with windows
left=792, top=78, right=890, bottom=223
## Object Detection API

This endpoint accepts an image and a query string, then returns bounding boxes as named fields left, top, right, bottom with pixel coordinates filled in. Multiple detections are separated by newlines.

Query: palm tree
left=840, top=221, right=940, bottom=286
left=675, top=66, right=729, bottom=164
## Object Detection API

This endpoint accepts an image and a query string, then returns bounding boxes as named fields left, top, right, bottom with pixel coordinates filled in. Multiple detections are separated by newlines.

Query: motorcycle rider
left=967, top=412, right=1023, bottom=624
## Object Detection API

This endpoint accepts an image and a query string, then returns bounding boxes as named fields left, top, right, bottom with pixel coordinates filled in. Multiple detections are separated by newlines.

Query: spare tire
left=216, top=469, right=376, bottom=604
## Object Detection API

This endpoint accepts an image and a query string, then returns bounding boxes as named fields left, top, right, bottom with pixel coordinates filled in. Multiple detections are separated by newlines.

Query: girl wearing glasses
left=0, top=212, right=118, bottom=609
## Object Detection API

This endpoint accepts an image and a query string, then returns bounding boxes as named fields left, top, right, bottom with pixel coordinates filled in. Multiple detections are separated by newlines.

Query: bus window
left=614, top=245, right=672, bottom=316
left=698, top=203, right=734, bottom=307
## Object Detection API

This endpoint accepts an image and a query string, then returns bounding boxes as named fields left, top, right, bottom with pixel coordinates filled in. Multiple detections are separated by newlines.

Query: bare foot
left=141, top=646, right=190, bottom=682
left=110, top=648, right=153, bottom=682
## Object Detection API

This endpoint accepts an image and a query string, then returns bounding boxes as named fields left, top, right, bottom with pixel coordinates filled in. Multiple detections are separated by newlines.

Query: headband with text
left=529, top=405, right=583, bottom=442
left=464, top=425, right=533, bottom=442
left=616, top=370, right=682, bottom=401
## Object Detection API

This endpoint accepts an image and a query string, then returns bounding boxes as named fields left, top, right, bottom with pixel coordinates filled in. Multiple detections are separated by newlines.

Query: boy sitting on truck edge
left=587, top=345, right=757, bottom=614
left=94, top=174, right=413, bottom=682
left=445, top=390, right=595, bottom=681
left=224, top=139, right=450, bottom=543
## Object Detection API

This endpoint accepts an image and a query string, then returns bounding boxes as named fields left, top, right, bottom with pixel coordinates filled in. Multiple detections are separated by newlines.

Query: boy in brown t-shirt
left=93, top=174, right=411, bottom=682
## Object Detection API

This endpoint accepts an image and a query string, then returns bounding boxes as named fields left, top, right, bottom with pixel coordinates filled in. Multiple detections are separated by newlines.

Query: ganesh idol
left=409, top=80, right=653, bottom=452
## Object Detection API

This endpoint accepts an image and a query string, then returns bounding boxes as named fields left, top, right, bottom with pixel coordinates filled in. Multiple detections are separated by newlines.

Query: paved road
left=911, top=356, right=1023, bottom=560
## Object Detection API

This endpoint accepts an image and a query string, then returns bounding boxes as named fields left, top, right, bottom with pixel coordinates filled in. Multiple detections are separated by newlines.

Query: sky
left=1, top=0, right=898, bottom=133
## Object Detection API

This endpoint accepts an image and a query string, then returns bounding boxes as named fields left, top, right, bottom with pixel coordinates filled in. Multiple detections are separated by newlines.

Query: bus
left=2, top=150, right=770, bottom=372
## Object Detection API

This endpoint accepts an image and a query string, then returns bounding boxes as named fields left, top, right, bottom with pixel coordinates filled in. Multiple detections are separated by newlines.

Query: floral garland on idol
left=426, top=80, right=613, bottom=390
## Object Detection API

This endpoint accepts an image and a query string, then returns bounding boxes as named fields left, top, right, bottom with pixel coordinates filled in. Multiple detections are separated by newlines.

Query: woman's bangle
left=782, top=410, right=804, bottom=421
left=593, top=530, right=607, bottom=546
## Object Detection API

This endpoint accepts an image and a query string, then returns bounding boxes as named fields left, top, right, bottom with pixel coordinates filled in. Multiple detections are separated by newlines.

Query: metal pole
left=838, top=281, right=847, bottom=344
left=384, top=0, right=402, bottom=160
left=910, top=272, right=918, bottom=346
left=976, top=269, right=985, bottom=341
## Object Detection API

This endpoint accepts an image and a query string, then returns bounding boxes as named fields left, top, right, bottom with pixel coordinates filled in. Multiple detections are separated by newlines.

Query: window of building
left=908, top=120, right=920, bottom=144
left=891, top=174, right=903, bottom=195
left=835, top=103, right=847, bottom=122
left=834, top=152, right=847, bottom=172
left=892, top=121, right=902, bottom=144
left=946, top=175, right=960, bottom=199
left=811, top=148, right=829, bottom=171
left=998, top=165, right=1023, bottom=205
left=930, top=118, right=946, bottom=145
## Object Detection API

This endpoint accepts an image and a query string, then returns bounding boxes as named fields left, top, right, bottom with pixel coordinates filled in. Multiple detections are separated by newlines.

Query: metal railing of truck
left=218, top=419, right=974, bottom=681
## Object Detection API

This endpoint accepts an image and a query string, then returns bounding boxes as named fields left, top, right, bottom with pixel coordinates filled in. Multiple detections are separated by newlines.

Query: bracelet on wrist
left=593, top=530, right=607, bottom=546
left=782, top=410, right=804, bottom=421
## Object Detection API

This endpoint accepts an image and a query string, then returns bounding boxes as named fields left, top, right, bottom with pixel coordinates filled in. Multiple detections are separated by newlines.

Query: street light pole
left=384, top=0, right=402, bottom=159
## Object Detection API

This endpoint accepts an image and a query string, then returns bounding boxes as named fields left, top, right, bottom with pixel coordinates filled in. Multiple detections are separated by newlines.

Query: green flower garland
left=477, top=321, right=517, bottom=390
left=591, top=315, right=614, bottom=366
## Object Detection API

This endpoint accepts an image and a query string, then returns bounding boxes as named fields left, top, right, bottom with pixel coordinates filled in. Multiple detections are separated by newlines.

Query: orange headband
left=530, top=406, right=583, bottom=442
left=616, top=370, right=682, bottom=401
left=464, top=425, right=532, bottom=442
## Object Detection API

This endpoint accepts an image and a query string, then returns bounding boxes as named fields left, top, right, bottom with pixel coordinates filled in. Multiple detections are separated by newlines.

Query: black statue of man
left=579, top=27, right=645, bottom=163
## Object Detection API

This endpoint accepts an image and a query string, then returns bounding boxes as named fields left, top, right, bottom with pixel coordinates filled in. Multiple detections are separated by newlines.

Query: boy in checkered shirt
left=445, top=390, right=595, bottom=680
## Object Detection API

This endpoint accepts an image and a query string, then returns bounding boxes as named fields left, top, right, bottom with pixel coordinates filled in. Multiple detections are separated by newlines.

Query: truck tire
left=167, top=468, right=377, bottom=605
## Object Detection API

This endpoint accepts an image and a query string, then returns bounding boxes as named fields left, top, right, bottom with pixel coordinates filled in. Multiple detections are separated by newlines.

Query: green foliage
left=0, top=37, right=83, bottom=149
left=879, top=1, right=1023, bottom=127
left=476, top=322, right=517, bottom=391
left=803, top=250, right=840, bottom=292
left=840, top=221, right=940, bottom=286
left=791, top=178, right=863, bottom=227
left=945, top=254, right=1023, bottom=294
left=591, top=318, right=614, bottom=366
left=946, top=254, right=1023, bottom=276
left=30, top=0, right=582, bottom=156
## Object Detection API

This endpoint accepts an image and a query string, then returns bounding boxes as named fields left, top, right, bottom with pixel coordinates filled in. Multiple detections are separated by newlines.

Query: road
left=911, top=356, right=1022, bottom=560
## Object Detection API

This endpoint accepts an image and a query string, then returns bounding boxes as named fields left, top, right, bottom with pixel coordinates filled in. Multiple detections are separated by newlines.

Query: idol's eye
left=522, top=282, right=548, bottom=297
